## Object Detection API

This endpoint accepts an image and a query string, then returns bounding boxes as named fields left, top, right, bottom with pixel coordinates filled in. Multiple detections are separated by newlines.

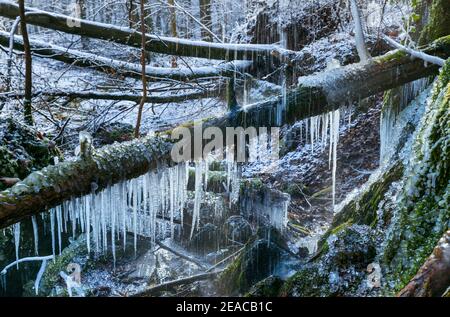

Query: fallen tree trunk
left=132, top=271, right=222, bottom=296
left=0, top=89, right=221, bottom=104
left=0, top=0, right=281, bottom=61
left=398, top=229, right=450, bottom=297
left=155, top=241, right=206, bottom=269
left=0, top=37, right=448, bottom=229
left=201, top=36, right=449, bottom=130
left=0, top=31, right=252, bottom=82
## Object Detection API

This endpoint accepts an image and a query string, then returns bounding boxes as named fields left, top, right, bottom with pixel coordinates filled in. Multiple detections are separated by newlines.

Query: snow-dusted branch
left=0, top=31, right=252, bottom=82
left=0, top=89, right=222, bottom=104
left=133, top=271, right=223, bottom=296
left=0, top=0, right=282, bottom=61
left=0, top=255, right=54, bottom=275
left=383, top=35, right=445, bottom=67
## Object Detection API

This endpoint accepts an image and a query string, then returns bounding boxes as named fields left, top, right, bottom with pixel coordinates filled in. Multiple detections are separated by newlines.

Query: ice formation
left=13, top=223, right=20, bottom=269
left=301, top=110, right=341, bottom=209
left=380, top=79, right=430, bottom=165
left=31, top=216, right=39, bottom=255
left=40, top=163, right=190, bottom=258
left=9, top=158, right=243, bottom=261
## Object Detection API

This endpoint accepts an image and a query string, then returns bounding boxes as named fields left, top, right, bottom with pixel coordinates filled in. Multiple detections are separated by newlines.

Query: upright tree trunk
left=77, top=0, right=89, bottom=49
left=349, top=0, right=371, bottom=62
left=168, top=0, right=178, bottom=67
left=135, top=0, right=149, bottom=138
left=18, top=0, right=33, bottom=125
left=199, top=0, right=213, bottom=42
left=127, top=0, right=139, bottom=28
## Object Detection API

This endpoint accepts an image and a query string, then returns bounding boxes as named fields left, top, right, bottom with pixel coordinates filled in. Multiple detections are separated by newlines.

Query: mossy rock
left=281, top=225, right=375, bottom=297
left=318, top=163, right=404, bottom=250
left=217, top=227, right=286, bottom=296
left=381, top=63, right=450, bottom=293
left=0, top=117, right=58, bottom=190
left=223, top=215, right=253, bottom=245
left=187, top=223, right=220, bottom=254
left=37, top=236, right=89, bottom=297
left=280, top=265, right=329, bottom=297
left=246, top=276, right=284, bottom=297
left=417, top=0, right=450, bottom=45
left=94, top=122, right=134, bottom=146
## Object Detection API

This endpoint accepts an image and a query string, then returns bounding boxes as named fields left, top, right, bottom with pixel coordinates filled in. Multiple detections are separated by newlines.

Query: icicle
left=71, top=199, right=77, bottom=239
left=190, top=161, right=203, bottom=238
left=132, top=178, right=138, bottom=255
left=31, top=216, right=39, bottom=256
left=328, top=111, right=333, bottom=169
left=310, top=116, right=315, bottom=153
left=50, top=209, right=56, bottom=257
left=111, top=184, right=117, bottom=266
left=13, top=223, right=20, bottom=269
left=169, top=167, right=175, bottom=239
left=331, top=109, right=340, bottom=211
left=85, top=194, right=91, bottom=254
left=92, top=193, right=100, bottom=254
left=122, top=181, right=127, bottom=251
left=230, top=162, right=240, bottom=206
left=34, top=259, right=48, bottom=296
left=56, top=206, right=62, bottom=255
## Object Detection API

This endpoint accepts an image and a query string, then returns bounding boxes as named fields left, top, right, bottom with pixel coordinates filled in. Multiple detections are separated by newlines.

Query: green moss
left=318, top=163, right=404, bottom=252
left=39, top=236, right=89, bottom=297
left=382, top=64, right=450, bottom=293
left=279, top=265, right=329, bottom=297
left=375, top=50, right=407, bottom=64
left=245, top=276, right=284, bottom=297
left=217, top=228, right=285, bottom=295
left=418, top=0, right=450, bottom=45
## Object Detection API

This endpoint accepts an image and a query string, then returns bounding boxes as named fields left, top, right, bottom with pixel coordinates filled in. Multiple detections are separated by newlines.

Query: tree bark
left=349, top=0, right=371, bottom=62
left=135, top=0, right=149, bottom=138
left=76, top=0, right=89, bottom=49
left=0, top=37, right=448, bottom=229
left=132, top=271, right=222, bottom=296
left=199, top=0, right=213, bottom=42
left=0, top=89, right=221, bottom=104
left=127, top=0, right=139, bottom=28
left=17, top=0, right=33, bottom=125
left=398, top=230, right=450, bottom=297
left=168, top=0, right=178, bottom=67
left=0, top=0, right=280, bottom=61
left=0, top=31, right=253, bottom=81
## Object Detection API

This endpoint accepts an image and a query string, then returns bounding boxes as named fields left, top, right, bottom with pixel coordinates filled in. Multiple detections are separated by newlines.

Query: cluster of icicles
left=296, top=109, right=342, bottom=208
left=8, top=160, right=243, bottom=266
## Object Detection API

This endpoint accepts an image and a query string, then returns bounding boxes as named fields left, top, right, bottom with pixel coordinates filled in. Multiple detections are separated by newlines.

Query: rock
left=281, top=224, right=376, bottom=297
left=244, top=0, right=346, bottom=51
left=246, top=276, right=284, bottom=297
left=187, top=223, right=219, bottom=254
left=223, top=216, right=252, bottom=245
left=205, top=248, right=230, bottom=264
left=0, top=117, right=57, bottom=190
left=217, top=227, right=287, bottom=295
